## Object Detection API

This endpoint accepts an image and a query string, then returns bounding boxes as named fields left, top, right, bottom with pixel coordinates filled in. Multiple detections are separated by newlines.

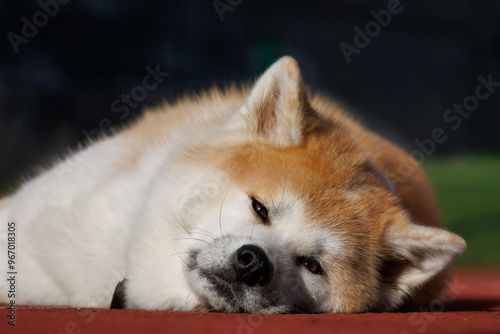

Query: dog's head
left=119, top=57, right=465, bottom=313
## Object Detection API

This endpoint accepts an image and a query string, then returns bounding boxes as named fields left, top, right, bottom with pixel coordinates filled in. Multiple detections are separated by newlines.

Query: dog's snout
left=234, top=245, right=273, bottom=287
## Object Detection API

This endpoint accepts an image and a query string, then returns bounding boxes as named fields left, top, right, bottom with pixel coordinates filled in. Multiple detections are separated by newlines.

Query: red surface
left=2, top=269, right=500, bottom=334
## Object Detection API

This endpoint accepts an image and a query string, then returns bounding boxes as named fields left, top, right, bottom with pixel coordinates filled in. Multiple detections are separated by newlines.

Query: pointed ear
left=379, top=213, right=466, bottom=309
left=226, top=56, right=311, bottom=147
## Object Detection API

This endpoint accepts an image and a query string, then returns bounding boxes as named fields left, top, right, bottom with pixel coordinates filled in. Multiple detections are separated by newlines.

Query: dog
left=0, top=56, right=465, bottom=313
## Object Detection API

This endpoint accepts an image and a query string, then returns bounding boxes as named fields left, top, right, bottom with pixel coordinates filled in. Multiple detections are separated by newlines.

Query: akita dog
left=0, top=56, right=465, bottom=313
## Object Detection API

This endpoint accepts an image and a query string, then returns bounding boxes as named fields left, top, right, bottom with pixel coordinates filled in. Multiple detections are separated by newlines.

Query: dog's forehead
left=222, top=137, right=388, bottom=241
left=223, top=137, right=370, bottom=218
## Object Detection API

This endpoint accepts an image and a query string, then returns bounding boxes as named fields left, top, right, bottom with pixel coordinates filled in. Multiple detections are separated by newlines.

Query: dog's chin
left=189, top=272, right=291, bottom=314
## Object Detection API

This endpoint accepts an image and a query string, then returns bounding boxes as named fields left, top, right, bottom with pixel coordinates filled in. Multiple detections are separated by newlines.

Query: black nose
left=233, top=245, right=273, bottom=287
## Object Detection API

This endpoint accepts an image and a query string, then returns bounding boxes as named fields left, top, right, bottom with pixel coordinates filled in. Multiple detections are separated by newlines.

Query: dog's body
left=0, top=57, right=465, bottom=313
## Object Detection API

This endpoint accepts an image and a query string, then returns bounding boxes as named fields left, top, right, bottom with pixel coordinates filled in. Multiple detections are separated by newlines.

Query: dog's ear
left=226, top=56, right=312, bottom=147
left=378, top=213, right=466, bottom=310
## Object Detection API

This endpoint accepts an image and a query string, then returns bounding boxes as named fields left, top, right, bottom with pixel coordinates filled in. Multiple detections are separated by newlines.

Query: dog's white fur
left=0, top=57, right=465, bottom=313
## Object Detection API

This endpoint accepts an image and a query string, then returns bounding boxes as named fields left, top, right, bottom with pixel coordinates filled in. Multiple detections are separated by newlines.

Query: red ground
left=2, top=269, right=499, bottom=334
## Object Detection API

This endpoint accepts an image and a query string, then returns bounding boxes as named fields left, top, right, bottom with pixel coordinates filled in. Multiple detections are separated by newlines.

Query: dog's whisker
left=189, top=230, right=216, bottom=240
left=289, top=304, right=305, bottom=314
left=171, top=246, right=189, bottom=266
left=250, top=221, right=256, bottom=238
left=171, top=208, right=191, bottom=234
left=219, top=192, right=228, bottom=237
left=173, top=237, right=210, bottom=244
left=169, top=251, right=190, bottom=257
left=189, top=227, right=218, bottom=239
left=280, top=174, right=288, bottom=203
left=184, top=291, right=196, bottom=310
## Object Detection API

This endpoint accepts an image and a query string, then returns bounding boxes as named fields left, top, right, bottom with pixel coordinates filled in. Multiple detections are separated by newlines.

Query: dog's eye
left=251, top=197, right=269, bottom=224
left=296, top=257, right=323, bottom=275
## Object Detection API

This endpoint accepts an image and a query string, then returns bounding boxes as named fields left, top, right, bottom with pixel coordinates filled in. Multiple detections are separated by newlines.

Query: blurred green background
left=424, top=154, right=500, bottom=267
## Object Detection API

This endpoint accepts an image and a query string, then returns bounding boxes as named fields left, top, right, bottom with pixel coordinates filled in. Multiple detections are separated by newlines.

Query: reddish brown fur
left=222, top=127, right=396, bottom=311
left=179, top=90, right=451, bottom=312
left=122, top=58, right=459, bottom=312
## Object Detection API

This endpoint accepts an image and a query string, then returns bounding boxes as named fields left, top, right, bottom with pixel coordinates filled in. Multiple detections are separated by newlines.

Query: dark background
left=1, top=0, right=499, bottom=185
